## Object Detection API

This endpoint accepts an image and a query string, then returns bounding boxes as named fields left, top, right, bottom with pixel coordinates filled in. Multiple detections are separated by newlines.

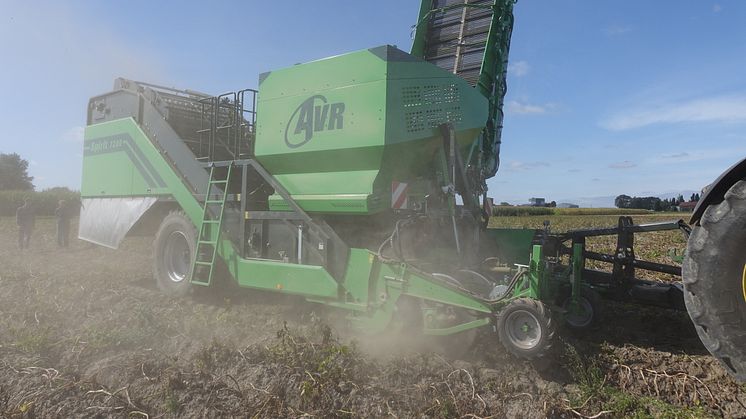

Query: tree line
left=615, top=193, right=700, bottom=211
left=0, top=152, right=80, bottom=216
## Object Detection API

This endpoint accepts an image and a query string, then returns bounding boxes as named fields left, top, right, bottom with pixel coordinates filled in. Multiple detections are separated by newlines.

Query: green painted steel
left=79, top=1, right=527, bottom=340
left=82, top=120, right=203, bottom=228
left=424, top=318, right=491, bottom=336
left=82, top=118, right=498, bottom=336
left=255, top=46, right=487, bottom=214
left=82, top=120, right=177, bottom=200
left=484, top=228, right=536, bottom=265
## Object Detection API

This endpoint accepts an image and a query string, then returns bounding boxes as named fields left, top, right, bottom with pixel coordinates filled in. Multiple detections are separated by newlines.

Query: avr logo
left=285, top=95, right=345, bottom=148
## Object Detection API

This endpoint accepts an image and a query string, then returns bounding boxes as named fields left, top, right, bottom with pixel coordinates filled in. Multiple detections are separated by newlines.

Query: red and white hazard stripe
left=391, top=181, right=409, bottom=210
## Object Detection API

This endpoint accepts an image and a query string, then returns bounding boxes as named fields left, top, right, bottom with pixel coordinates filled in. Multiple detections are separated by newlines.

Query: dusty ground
left=0, top=215, right=744, bottom=418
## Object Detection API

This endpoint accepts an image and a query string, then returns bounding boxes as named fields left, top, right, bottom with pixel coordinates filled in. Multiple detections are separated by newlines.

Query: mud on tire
left=497, top=298, right=555, bottom=359
left=153, top=210, right=197, bottom=297
left=684, top=180, right=746, bottom=381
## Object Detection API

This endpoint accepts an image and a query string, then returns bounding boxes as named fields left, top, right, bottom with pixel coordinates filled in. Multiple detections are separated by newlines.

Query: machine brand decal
left=391, top=181, right=409, bottom=210
left=284, top=95, right=345, bottom=148
left=84, top=134, right=167, bottom=188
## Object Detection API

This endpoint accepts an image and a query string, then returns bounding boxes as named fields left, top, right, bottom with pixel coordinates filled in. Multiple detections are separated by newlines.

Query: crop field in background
left=0, top=214, right=745, bottom=417
left=490, top=212, right=689, bottom=282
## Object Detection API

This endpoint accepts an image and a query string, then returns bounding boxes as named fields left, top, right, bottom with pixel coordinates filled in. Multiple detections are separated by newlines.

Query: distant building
left=678, top=201, right=697, bottom=212
left=529, top=197, right=546, bottom=207
left=558, top=203, right=579, bottom=209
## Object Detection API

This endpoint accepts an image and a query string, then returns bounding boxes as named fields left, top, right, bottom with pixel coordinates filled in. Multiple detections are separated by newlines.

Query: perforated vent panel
left=403, top=83, right=463, bottom=133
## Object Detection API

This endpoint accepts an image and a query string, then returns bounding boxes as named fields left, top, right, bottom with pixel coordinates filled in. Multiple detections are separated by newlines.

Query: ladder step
left=190, top=163, right=231, bottom=288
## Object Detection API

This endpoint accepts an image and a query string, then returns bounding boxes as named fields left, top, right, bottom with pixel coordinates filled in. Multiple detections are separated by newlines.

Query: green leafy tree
left=0, top=153, right=34, bottom=191
left=615, top=194, right=632, bottom=208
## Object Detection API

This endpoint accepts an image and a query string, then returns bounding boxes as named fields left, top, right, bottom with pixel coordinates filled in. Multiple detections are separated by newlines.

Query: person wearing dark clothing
left=16, top=198, right=35, bottom=249
left=55, top=200, right=71, bottom=248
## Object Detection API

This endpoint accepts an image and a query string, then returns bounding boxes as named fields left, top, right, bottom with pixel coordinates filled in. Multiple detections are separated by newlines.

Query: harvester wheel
left=561, top=287, right=601, bottom=332
left=497, top=298, right=554, bottom=359
left=153, top=211, right=196, bottom=297
left=683, top=180, right=746, bottom=381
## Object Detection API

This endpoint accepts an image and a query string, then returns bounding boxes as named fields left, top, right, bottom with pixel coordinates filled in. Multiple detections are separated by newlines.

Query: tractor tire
left=561, top=287, right=601, bottom=333
left=683, top=180, right=746, bottom=381
left=153, top=211, right=196, bottom=297
left=497, top=298, right=555, bottom=359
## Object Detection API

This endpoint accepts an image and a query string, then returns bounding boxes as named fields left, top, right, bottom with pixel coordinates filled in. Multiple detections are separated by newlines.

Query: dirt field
left=1, top=215, right=745, bottom=418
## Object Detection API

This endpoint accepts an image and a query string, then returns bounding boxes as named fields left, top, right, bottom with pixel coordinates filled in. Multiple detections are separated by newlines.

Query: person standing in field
left=16, top=198, right=35, bottom=249
left=55, top=199, right=71, bottom=248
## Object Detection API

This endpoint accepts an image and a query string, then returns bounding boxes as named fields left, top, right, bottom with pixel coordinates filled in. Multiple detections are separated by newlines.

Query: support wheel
left=498, top=298, right=555, bottom=359
left=153, top=211, right=196, bottom=297
left=561, top=287, right=601, bottom=332
left=684, top=180, right=746, bottom=381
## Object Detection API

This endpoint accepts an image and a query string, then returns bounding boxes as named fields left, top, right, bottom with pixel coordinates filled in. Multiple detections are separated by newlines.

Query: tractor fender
left=690, top=156, right=746, bottom=225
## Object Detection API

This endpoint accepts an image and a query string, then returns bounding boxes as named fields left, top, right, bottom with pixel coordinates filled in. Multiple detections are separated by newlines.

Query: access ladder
left=190, top=163, right=232, bottom=286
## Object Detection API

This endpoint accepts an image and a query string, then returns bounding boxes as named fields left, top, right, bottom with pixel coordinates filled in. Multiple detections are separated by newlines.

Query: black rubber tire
left=561, top=287, right=602, bottom=333
left=153, top=211, right=196, bottom=297
left=497, top=298, right=555, bottom=359
left=683, top=180, right=746, bottom=382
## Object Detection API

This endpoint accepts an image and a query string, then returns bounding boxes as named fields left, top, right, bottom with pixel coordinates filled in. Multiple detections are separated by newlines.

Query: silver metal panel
left=78, top=197, right=157, bottom=249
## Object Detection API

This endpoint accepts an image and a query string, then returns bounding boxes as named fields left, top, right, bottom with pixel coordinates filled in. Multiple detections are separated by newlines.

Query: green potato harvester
left=79, top=0, right=746, bottom=378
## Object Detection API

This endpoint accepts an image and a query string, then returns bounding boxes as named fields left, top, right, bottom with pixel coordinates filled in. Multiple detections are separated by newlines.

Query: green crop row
left=0, top=189, right=81, bottom=217
left=492, top=206, right=654, bottom=217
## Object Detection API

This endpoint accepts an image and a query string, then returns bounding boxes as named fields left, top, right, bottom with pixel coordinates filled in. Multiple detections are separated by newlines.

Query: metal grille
left=422, top=0, right=494, bottom=86
left=403, top=83, right=463, bottom=133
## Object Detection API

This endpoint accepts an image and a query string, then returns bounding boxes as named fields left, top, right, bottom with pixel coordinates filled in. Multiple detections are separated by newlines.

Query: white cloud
left=660, top=152, right=689, bottom=159
left=508, top=61, right=530, bottom=77
left=601, top=94, right=746, bottom=131
left=506, top=161, right=550, bottom=171
left=605, top=24, right=632, bottom=36
left=713, top=4, right=722, bottom=12
left=647, top=146, right=746, bottom=165
left=609, top=161, right=637, bottom=169
left=506, top=100, right=546, bottom=115
left=62, top=126, right=85, bottom=143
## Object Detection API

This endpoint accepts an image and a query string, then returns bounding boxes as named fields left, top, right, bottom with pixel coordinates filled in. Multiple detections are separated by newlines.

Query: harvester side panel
left=255, top=45, right=487, bottom=215
left=82, top=117, right=343, bottom=298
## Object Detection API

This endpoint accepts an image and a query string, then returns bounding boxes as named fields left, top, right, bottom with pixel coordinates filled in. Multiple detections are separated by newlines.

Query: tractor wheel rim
left=505, top=309, right=541, bottom=350
left=742, top=263, right=746, bottom=304
left=164, top=231, right=190, bottom=283
left=564, top=296, right=593, bottom=328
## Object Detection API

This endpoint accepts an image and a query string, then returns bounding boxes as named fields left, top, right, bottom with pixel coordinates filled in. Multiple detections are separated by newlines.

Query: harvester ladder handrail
left=190, top=162, right=232, bottom=286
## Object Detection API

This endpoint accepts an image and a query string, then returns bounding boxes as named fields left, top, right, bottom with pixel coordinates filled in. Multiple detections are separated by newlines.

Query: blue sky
left=1, top=1, right=745, bottom=206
